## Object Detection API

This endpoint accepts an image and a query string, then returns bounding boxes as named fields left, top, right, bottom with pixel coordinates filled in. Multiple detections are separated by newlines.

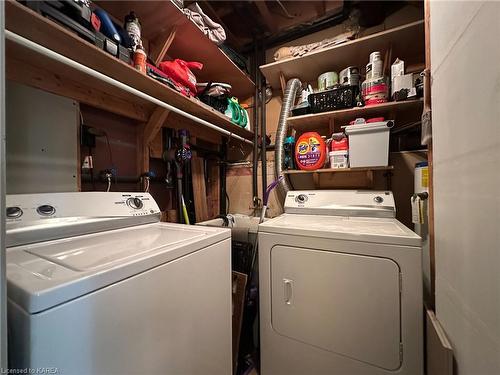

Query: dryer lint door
left=271, top=245, right=401, bottom=370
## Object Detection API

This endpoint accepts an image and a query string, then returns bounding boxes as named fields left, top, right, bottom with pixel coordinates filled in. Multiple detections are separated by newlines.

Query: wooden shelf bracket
left=144, top=107, right=170, bottom=146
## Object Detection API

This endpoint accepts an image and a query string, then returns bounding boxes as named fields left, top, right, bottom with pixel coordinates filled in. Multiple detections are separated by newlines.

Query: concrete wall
left=431, top=2, right=500, bottom=374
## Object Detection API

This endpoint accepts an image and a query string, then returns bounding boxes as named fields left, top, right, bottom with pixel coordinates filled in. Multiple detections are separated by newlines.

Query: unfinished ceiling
left=192, top=1, right=344, bottom=48
left=191, top=1, right=423, bottom=51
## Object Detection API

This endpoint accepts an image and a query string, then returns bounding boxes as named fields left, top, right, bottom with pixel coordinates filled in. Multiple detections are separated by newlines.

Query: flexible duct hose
left=275, top=78, right=302, bottom=202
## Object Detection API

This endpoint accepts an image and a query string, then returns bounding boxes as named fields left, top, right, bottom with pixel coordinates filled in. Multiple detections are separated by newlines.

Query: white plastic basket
left=344, top=121, right=393, bottom=167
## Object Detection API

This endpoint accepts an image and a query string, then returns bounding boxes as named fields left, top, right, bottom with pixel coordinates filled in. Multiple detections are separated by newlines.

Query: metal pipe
left=5, top=30, right=253, bottom=145
left=219, top=139, right=228, bottom=215
left=81, top=175, right=167, bottom=183
left=260, top=42, right=267, bottom=203
left=252, top=38, right=259, bottom=203
left=275, top=78, right=302, bottom=202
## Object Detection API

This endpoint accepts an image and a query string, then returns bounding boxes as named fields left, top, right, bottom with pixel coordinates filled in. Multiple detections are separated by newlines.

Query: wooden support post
left=144, top=107, right=170, bottom=146
left=136, top=127, right=149, bottom=176
left=206, top=160, right=220, bottom=219
left=366, top=170, right=374, bottom=188
left=312, top=172, right=320, bottom=188
left=383, top=44, right=393, bottom=77
left=191, top=157, right=209, bottom=222
left=279, top=72, right=287, bottom=98
left=328, top=117, right=335, bottom=134
left=190, top=137, right=209, bottom=222
left=149, top=132, right=163, bottom=159
left=138, top=107, right=170, bottom=175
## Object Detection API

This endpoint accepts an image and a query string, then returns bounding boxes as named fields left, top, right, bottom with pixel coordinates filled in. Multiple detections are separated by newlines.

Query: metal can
left=317, top=71, right=338, bottom=91
left=339, top=66, right=360, bottom=86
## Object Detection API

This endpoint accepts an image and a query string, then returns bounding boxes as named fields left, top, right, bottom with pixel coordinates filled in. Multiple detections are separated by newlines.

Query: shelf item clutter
left=292, top=49, right=421, bottom=117
left=289, top=115, right=393, bottom=172
left=5, top=0, right=254, bottom=146
left=260, top=20, right=424, bottom=90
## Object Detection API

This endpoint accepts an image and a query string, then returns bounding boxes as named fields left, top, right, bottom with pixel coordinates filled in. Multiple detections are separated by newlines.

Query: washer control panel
left=6, top=206, right=23, bottom=219
left=126, top=197, right=144, bottom=210
left=285, top=190, right=395, bottom=218
left=6, top=192, right=161, bottom=224
left=36, top=204, right=56, bottom=216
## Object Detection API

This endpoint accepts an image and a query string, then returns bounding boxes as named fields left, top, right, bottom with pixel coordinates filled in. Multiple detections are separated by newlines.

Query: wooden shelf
left=284, top=166, right=394, bottom=175
left=287, top=99, right=423, bottom=132
left=285, top=167, right=394, bottom=189
left=5, top=0, right=254, bottom=145
left=260, top=20, right=425, bottom=89
left=95, top=0, right=255, bottom=99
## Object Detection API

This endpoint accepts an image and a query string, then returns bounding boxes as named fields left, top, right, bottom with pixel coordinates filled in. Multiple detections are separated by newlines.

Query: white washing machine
left=6, top=192, right=232, bottom=375
left=259, top=190, right=423, bottom=375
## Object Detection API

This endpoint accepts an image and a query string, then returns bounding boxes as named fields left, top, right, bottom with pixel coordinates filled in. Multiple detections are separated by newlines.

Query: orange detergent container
left=294, top=132, right=327, bottom=170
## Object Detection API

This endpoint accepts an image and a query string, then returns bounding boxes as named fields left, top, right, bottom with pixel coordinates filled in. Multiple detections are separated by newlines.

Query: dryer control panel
left=285, top=190, right=396, bottom=218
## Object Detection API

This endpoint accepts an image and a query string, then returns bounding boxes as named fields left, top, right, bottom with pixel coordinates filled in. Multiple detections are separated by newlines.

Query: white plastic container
left=329, top=150, right=349, bottom=169
left=344, top=121, right=393, bottom=167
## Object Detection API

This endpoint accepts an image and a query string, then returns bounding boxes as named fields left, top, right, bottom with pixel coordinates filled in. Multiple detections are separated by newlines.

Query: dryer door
left=271, top=245, right=401, bottom=370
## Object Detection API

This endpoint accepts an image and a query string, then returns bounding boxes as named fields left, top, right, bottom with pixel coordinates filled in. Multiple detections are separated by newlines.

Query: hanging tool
left=181, top=195, right=190, bottom=225
left=162, top=129, right=191, bottom=223
left=162, top=129, right=175, bottom=188
left=176, top=130, right=192, bottom=223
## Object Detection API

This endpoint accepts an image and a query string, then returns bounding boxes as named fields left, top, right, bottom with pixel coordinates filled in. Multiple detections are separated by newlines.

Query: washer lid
left=259, top=213, right=420, bottom=247
left=7, top=222, right=230, bottom=314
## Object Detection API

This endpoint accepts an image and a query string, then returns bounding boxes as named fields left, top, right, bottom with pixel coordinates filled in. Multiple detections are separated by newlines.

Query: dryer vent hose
left=275, top=78, right=302, bottom=203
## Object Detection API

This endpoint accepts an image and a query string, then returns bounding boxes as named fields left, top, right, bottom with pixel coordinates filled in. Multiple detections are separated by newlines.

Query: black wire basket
left=308, top=85, right=359, bottom=113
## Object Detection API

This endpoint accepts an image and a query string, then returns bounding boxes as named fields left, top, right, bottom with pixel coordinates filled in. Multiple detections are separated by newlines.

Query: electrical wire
left=106, top=174, right=112, bottom=192
left=104, top=134, right=114, bottom=169
left=225, top=191, right=230, bottom=215
left=275, top=0, right=295, bottom=19
left=144, top=177, right=150, bottom=193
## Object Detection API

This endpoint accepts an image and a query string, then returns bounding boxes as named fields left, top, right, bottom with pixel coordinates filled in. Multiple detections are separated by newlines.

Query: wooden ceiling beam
left=254, top=1, right=278, bottom=33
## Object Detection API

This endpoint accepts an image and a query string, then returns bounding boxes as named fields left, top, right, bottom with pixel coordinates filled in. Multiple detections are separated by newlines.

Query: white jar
left=329, top=150, right=349, bottom=169
left=366, top=51, right=383, bottom=80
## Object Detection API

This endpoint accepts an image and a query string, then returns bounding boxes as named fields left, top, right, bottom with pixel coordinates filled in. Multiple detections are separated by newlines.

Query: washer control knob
left=296, top=194, right=308, bottom=203
left=37, top=205, right=56, bottom=216
left=374, top=196, right=384, bottom=204
left=6, top=206, right=23, bottom=219
left=127, top=197, right=144, bottom=209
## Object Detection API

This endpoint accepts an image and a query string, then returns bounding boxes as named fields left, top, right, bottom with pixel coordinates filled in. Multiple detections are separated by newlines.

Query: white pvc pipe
left=5, top=30, right=253, bottom=145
